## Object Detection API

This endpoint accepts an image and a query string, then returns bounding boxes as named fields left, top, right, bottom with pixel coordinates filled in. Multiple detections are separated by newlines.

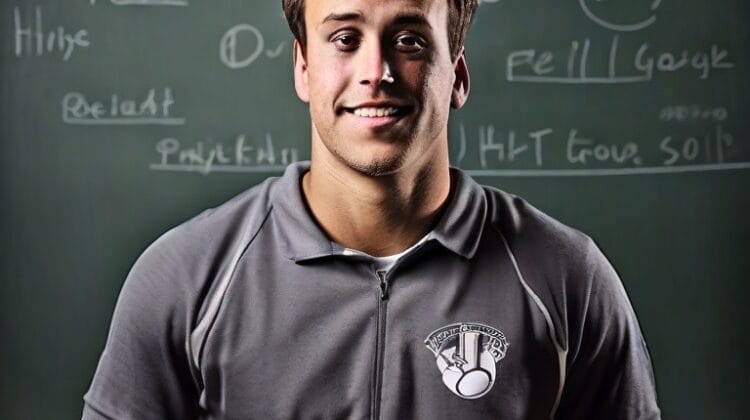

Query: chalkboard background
left=1, top=0, right=748, bottom=418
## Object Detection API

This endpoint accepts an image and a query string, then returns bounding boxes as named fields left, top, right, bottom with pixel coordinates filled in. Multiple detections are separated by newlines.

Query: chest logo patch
left=424, top=322, right=509, bottom=400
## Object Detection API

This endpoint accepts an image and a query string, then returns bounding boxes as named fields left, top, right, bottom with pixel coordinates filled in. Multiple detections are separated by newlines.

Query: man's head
left=285, top=0, right=478, bottom=177
left=282, top=0, right=478, bottom=61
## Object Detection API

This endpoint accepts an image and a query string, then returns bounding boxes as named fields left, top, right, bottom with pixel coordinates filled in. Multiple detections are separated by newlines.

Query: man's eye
left=333, top=34, right=360, bottom=51
left=394, top=34, right=426, bottom=52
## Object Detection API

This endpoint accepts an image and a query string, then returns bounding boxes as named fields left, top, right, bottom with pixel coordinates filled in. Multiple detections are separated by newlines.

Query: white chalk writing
left=219, top=24, right=287, bottom=69
left=62, top=88, right=183, bottom=125
left=659, top=125, right=733, bottom=166
left=14, top=6, right=90, bottom=61
left=458, top=123, right=548, bottom=168
left=151, top=134, right=300, bottom=175
left=659, top=105, right=728, bottom=122
left=507, top=36, right=734, bottom=84
left=464, top=162, right=750, bottom=177
left=567, top=130, right=643, bottom=166
left=454, top=122, right=741, bottom=176
left=578, top=0, right=662, bottom=32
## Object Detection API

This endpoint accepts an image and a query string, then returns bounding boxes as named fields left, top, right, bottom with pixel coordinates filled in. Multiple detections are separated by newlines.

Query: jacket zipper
left=372, top=270, right=390, bottom=420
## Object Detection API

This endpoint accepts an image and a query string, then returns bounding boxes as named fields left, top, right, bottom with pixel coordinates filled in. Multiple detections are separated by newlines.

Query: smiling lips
left=344, top=103, right=412, bottom=120
left=339, top=102, right=413, bottom=130
left=353, top=107, right=400, bottom=117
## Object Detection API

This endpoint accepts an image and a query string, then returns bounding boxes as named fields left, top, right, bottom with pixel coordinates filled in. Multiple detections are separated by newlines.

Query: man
left=83, top=0, right=661, bottom=418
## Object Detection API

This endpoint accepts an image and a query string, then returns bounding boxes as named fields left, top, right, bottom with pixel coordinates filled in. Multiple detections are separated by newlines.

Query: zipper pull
left=378, top=270, right=390, bottom=300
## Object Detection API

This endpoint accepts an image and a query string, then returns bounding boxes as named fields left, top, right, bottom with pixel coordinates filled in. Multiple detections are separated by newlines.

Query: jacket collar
left=270, top=161, right=486, bottom=262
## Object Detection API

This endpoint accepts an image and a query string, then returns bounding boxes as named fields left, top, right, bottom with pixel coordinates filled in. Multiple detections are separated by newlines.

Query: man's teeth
left=353, top=107, right=399, bottom=117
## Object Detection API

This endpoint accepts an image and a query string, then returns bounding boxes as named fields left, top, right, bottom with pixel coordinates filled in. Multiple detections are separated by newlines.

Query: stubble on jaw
left=346, top=148, right=411, bottom=177
left=311, top=120, right=417, bottom=178
left=311, top=101, right=448, bottom=179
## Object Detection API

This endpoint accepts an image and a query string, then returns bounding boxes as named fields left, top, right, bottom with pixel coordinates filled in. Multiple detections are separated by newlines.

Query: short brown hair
left=281, top=0, right=478, bottom=59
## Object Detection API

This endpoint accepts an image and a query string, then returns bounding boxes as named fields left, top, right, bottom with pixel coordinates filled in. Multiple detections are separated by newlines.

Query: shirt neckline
left=270, top=161, right=487, bottom=262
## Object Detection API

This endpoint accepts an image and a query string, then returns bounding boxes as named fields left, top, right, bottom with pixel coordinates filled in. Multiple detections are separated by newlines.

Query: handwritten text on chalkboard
left=220, top=24, right=287, bottom=70
left=62, top=88, right=183, bottom=126
left=13, top=6, right=90, bottom=61
left=151, top=134, right=300, bottom=175
left=455, top=122, right=736, bottom=175
left=507, top=37, right=734, bottom=84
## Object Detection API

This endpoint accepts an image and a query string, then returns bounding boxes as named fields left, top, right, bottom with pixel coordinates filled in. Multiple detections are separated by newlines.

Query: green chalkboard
left=1, top=0, right=748, bottom=418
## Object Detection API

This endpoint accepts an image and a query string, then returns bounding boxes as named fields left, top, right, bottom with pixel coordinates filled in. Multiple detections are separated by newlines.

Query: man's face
left=294, top=0, right=469, bottom=176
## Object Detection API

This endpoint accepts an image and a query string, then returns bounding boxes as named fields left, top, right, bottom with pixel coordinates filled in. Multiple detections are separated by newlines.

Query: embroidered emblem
left=424, top=322, right=509, bottom=399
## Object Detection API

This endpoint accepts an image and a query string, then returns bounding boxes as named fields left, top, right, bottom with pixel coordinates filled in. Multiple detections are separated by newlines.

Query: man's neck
left=301, top=153, right=452, bottom=257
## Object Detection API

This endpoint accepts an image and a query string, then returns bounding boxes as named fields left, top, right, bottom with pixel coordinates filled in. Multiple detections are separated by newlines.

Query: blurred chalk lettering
left=659, top=105, right=728, bottom=122
left=457, top=123, right=548, bottom=168
left=62, top=88, right=183, bottom=125
left=578, top=0, right=662, bottom=32
left=151, top=134, right=300, bottom=175
left=219, top=23, right=287, bottom=69
left=507, top=36, right=734, bottom=84
left=566, top=130, right=643, bottom=166
left=659, top=125, right=734, bottom=166
left=455, top=121, right=742, bottom=176
left=13, top=6, right=90, bottom=61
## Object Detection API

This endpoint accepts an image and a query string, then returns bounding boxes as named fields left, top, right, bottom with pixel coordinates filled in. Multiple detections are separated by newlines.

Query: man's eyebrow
left=321, top=12, right=364, bottom=25
left=392, top=13, right=432, bottom=29
left=319, top=11, right=432, bottom=29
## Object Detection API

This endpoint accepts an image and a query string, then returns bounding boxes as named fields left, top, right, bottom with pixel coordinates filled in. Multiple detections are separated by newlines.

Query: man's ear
left=451, top=47, right=470, bottom=109
left=293, top=40, right=310, bottom=103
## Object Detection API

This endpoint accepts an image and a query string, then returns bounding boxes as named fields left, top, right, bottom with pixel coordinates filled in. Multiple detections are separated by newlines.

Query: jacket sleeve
left=554, top=240, right=661, bottom=420
left=82, top=231, right=201, bottom=420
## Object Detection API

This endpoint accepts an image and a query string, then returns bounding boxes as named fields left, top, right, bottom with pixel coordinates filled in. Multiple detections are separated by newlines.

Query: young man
left=83, top=0, right=661, bottom=418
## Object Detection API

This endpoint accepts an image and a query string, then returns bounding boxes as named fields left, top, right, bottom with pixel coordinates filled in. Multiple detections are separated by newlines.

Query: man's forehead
left=307, top=0, right=446, bottom=26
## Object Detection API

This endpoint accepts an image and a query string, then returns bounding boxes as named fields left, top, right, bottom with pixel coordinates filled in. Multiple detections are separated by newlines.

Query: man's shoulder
left=126, top=176, right=280, bottom=293
left=173, top=176, right=277, bottom=241
left=477, top=183, right=595, bottom=255
left=156, top=177, right=276, bottom=253
left=162, top=162, right=311, bottom=252
left=473, top=183, right=629, bottom=358
left=475, top=183, right=609, bottom=307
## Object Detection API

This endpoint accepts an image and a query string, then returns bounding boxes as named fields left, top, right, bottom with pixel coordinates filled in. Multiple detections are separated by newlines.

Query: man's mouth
left=353, top=107, right=399, bottom=117
left=343, top=105, right=412, bottom=118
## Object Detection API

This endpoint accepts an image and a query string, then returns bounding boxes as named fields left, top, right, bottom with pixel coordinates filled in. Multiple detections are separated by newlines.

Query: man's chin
left=346, top=155, right=408, bottom=177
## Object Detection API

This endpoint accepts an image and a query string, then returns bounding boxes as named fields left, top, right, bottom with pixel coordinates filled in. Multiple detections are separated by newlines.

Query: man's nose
left=357, top=41, right=394, bottom=86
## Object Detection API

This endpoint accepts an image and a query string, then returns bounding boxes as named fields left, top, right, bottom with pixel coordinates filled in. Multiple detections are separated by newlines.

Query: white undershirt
left=342, top=233, right=431, bottom=273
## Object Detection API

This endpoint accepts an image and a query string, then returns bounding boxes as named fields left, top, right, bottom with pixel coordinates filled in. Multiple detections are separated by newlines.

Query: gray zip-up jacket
left=83, top=162, right=660, bottom=419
